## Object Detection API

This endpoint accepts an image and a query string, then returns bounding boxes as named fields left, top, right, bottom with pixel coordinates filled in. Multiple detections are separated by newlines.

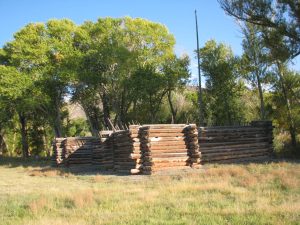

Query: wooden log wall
left=198, top=121, right=273, bottom=163
left=52, top=121, right=273, bottom=173
left=139, top=124, right=199, bottom=174
left=112, top=125, right=141, bottom=174
left=92, top=131, right=114, bottom=170
left=64, top=137, right=99, bottom=167
left=52, top=136, right=112, bottom=169
left=52, top=138, right=66, bottom=166
left=184, top=124, right=201, bottom=167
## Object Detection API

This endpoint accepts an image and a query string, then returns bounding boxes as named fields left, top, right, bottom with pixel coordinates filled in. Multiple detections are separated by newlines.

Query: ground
left=0, top=158, right=299, bottom=225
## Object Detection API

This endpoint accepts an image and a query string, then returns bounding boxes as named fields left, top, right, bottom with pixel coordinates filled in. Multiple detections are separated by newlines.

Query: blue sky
left=0, top=0, right=299, bottom=81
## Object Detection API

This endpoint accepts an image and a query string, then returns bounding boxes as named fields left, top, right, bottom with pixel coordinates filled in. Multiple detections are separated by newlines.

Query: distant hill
left=67, top=103, right=87, bottom=120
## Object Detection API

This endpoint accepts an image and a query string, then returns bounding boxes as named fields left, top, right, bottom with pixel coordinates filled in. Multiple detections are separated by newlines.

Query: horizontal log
left=201, top=147, right=270, bottom=157
left=143, top=152, right=188, bottom=158
left=130, top=169, right=141, bottom=174
left=149, top=136, right=185, bottom=142
left=147, top=148, right=189, bottom=153
left=143, top=124, right=187, bottom=128
left=200, top=145, right=270, bottom=154
left=114, top=161, right=137, bottom=166
left=143, top=156, right=189, bottom=162
left=201, top=151, right=269, bottom=161
left=114, top=142, right=140, bottom=147
left=199, top=126, right=262, bottom=131
left=147, top=144, right=187, bottom=150
left=199, top=137, right=269, bottom=144
left=146, top=133, right=186, bottom=138
left=199, top=142, right=269, bottom=151
left=200, top=128, right=268, bottom=133
left=199, top=139, right=269, bottom=147
left=148, top=141, right=187, bottom=146
left=143, top=161, right=189, bottom=167
left=198, top=133, right=268, bottom=141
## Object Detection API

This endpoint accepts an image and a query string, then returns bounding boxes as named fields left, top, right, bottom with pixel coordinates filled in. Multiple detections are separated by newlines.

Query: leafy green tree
left=199, top=40, right=245, bottom=125
left=273, top=63, right=299, bottom=148
left=219, top=0, right=300, bottom=59
left=129, top=65, right=168, bottom=123
left=219, top=0, right=299, bottom=149
left=0, top=65, right=32, bottom=157
left=241, top=23, right=270, bottom=119
left=162, top=55, right=190, bottom=123
left=4, top=19, right=80, bottom=138
left=42, top=19, right=81, bottom=137
left=73, top=17, right=176, bottom=128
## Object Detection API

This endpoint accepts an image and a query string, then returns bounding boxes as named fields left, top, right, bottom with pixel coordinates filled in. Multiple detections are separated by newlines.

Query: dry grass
left=28, top=197, right=48, bottom=215
left=0, top=160, right=299, bottom=225
left=93, top=175, right=105, bottom=182
left=206, top=165, right=250, bottom=177
left=72, top=189, right=95, bottom=208
left=28, top=167, right=72, bottom=177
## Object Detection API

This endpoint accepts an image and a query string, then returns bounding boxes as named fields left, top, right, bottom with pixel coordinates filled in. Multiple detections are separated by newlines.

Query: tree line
left=0, top=0, right=299, bottom=157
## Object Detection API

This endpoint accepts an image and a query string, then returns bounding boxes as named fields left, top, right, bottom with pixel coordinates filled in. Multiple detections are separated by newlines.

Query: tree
left=219, top=0, right=300, bottom=59
left=73, top=17, right=176, bottom=128
left=273, top=63, right=299, bottom=148
left=162, top=55, right=190, bottom=123
left=0, top=66, right=32, bottom=157
left=129, top=65, right=168, bottom=123
left=241, top=23, right=270, bottom=119
left=42, top=19, right=81, bottom=137
left=199, top=40, right=245, bottom=125
left=4, top=19, right=80, bottom=138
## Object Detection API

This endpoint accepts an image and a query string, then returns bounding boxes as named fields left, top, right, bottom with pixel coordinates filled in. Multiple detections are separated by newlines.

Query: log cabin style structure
left=52, top=121, right=273, bottom=174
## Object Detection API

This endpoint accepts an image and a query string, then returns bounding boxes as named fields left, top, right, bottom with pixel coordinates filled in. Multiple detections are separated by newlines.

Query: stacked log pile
left=198, top=121, right=273, bottom=163
left=52, top=138, right=66, bottom=166
left=63, top=137, right=99, bottom=167
left=184, top=124, right=201, bottom=167
left=52, top=121, right=273, bottom=172
left=92, top=131, right=114, bottom=170
left=140, top=124, right=193, bottom=174
left=112, top=125, right=141, bottom=174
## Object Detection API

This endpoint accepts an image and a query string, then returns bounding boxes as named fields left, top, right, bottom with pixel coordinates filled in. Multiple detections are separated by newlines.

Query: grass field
left=0, top=158, right=299, bottom=225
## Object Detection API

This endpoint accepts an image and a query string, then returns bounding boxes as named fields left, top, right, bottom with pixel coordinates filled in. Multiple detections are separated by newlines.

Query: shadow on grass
left=0, top=156, right=51, bottom=168
left=1, top=156, right=299, bottom=178
left=0, top=156, right=137, bottom=177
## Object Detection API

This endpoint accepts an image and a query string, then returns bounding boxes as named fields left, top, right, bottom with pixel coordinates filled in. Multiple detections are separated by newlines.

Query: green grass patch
left=0, top=159, right=299, bottom=224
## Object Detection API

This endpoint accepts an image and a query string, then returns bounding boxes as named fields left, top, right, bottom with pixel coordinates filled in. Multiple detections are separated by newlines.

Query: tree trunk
left=12, top=130, right=16, bottom=157
left=119, top=89, right=126, bottom=126
left=42, top=126, right=50, bottom=157
left=149, top=94, right=156, bottom=123
left=19, top=113, right=29, bottom=158
left=81, top=103, right=100, bottom=136
left=277, top=62, right=297, bottom=148
left=54, top=101, right=63, bottom=137
left=101, top=91, right=111, bottom=129
left=87, top=114, right=99, bottom=136
left=256, top=71, right=266, bottom=120
left=167, top=91, right=177, bottom=124
left=0, top=132, right=7, bottom=155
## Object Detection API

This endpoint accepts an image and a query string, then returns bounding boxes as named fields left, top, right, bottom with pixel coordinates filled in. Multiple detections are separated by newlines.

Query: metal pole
left=195, top=10, right=203, bottom=126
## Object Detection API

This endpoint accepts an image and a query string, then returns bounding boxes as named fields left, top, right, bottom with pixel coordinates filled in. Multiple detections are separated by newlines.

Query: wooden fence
left=198, top=121, right=273, bottom=163
left=52, top=121, right=273, bottom=174
left=139, top=124, right=200, bottom=174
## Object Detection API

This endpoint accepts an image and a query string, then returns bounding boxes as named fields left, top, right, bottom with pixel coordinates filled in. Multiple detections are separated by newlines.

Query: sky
left=0, top=0, right=299, bottom=82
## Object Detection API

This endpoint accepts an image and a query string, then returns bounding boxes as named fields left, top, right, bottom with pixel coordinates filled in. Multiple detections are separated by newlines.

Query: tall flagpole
left=195, top=10, right=203, bottom=126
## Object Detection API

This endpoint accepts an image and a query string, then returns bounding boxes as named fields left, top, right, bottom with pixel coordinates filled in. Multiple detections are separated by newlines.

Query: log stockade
left=198, top=121, right=273, bottom=164
left=52, top=121, right=273, bottom=174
